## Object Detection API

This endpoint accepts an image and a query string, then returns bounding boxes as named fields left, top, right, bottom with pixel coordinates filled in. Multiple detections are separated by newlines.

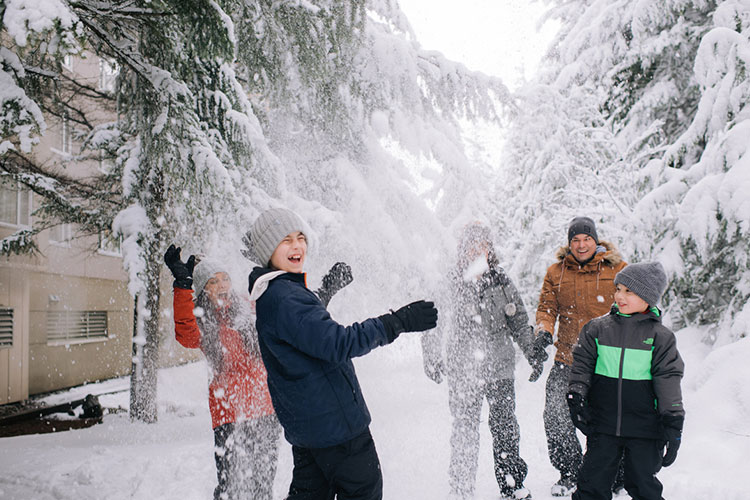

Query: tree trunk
left=129, top=238, right=163, bottom=423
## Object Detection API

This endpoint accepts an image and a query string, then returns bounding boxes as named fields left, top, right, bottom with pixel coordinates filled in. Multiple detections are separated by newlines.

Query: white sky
left=396, top=0, right=558, bottom=89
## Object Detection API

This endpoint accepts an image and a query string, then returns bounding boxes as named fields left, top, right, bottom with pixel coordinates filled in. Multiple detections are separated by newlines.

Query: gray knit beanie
left=192, top=258, right=227, bottom=297
left=614, top=261, right=667, bottom=306
left=246, top=207, right=306, bottom=266
left=568, top=216, right=599, bottom=244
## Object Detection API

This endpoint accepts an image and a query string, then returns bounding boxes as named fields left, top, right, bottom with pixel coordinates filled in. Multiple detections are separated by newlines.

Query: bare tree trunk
left=129, top=238, right=163, bottom=423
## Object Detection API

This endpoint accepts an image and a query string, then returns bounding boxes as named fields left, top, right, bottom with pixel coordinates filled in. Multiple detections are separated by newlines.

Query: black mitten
left=567, top=391, right=592, bottom=435
left=423, top=358, right=444, bottom=384
left=661, top=414, right=684, bottom=467
left=528, top=330, right=552, bottom=382
left=316, top=262, right=353, bottom=307
left=164, top=244, right=196, bottom=289
left=379, top=300, right=438, bottom=342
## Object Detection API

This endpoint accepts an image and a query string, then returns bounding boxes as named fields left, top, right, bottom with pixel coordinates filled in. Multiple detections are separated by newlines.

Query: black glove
left=164, top=244, right=196, bottom=289
left=528, top=330, right=553, bottom=382
left=379, top=300, right=438, bottom=342
left=660, top=414, right=683, bottom=467
left=567, top=391, right=592, bottom=435
left=423, top=358, right=444, bottom=384
left=316, top=262, right=353, bottom=307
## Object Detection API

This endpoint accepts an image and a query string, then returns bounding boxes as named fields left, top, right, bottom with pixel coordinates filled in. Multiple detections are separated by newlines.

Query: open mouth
left=288, top=254, right=302, bottom=264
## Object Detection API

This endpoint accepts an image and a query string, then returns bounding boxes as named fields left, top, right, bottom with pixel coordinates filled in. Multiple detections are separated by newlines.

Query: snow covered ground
left=0, top=330, right=748, bottom=500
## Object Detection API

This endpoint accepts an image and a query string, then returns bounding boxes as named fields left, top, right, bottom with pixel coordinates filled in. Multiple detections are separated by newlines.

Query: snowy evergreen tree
left=3, top=0, right=513, bottom=419
left=494, top=83, right=631, bottom=306
left=505, top=0, right=749, bottom=340
left=227, top=0, right=512, bottom=308
left=635, top=0, right=750, bottom=343
left=87, top=0, right=277, bottom=422
left=2, top=0, right=278, bottom=421
left=0, top=0, right=91, bottom=254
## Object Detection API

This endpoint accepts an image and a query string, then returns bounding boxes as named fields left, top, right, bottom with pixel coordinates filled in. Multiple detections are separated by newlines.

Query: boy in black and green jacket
left=567, top=262, right=685, bottom=500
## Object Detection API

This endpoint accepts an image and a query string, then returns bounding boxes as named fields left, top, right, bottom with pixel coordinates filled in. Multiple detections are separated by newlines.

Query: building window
left=0, top=179, right=31, bottom=227
left=61, top=114, right=73, bottom=154
left=47, top=310, right=108, bottom=343
left=98, top=151, right=116, bottom=174
left=98, top=230, right=122, bottom=256
left=0, top=308, right=12, bottom=348
left=99, top=58, right=119, bottom=92
left=49, top=223, right=72, bottom=245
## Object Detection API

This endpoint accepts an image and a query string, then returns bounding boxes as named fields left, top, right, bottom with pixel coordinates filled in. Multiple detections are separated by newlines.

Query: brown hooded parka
left=535, top=240, right=626, bottom=365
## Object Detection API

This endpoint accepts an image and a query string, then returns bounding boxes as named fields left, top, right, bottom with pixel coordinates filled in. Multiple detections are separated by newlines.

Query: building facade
left=0, top=50, right=198, bottom=405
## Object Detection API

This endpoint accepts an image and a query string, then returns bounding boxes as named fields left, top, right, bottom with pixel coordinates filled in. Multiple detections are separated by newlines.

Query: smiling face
left=614, top=283, right=649, bottom=315
left=203, top=272, right=232, bottom=308
left=269, top=231, right=307, bottom=273
left=570, top=234, right=597, bottom=263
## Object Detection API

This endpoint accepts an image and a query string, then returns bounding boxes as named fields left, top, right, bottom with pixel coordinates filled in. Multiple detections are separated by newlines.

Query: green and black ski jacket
left=569, top=306, right=684, bottom=439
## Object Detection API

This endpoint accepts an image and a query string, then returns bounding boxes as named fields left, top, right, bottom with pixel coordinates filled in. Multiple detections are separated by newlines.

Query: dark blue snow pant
left=287, top=427, right=383, bottom=500
left=573, top=433, right=664, bottom=500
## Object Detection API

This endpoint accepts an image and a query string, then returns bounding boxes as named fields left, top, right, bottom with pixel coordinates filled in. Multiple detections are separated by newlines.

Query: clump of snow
left=3, top=0, right=78, bottom=47
left=463, top=257, right=489, bottom=281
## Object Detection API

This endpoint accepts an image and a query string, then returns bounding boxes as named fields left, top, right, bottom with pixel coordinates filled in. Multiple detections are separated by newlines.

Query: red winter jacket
left=173, top=287, right=274, bottom=428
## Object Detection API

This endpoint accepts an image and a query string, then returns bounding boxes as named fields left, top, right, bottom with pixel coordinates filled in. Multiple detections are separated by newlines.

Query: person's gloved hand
left=316, top=262, right=353, bottom=307
left=378, top=300, right=438, bottom=342
left=423, top=358, right=444, bottom=384
left=164, top=244, right=196, bottom=289
left=567, top=391, right=592, bottom=435
left=528, top=330, right=553, bottom=382
left=661, top=414, right=684, bottom=467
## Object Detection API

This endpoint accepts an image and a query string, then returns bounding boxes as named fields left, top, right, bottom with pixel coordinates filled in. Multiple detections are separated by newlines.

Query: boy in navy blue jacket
left=245, top=207, right=438, bottom=500
left=567, top=261, right=685, bottom=500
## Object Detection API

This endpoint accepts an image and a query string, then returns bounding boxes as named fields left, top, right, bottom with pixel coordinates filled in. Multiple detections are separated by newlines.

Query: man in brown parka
left=528, top=217, right=626, bottom=497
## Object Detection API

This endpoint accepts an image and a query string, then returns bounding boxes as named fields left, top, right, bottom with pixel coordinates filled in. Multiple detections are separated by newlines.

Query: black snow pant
left=448, top=377, right=527, bottom=497
left=544, top=362, right=626, bottom=489
left=213, top=414, right=281, bottom=500
left=573, top=433, right=664, bottom=500
left=544, top=361, right=583, bottom=482
left=287, top=427, right=383, bottom=500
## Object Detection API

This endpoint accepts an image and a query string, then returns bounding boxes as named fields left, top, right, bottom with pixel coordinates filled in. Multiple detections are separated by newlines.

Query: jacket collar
left=610, top=304, right=662, bottom=322
left=248, top=267, right=307, bottom=302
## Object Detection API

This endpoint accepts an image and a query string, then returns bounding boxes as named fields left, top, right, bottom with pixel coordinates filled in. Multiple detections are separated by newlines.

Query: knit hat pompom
left=568, top=216, right=599, bottom=244
left=245, top=207, right=306, bottom=267
left=614, top=261, right=667, bottom=306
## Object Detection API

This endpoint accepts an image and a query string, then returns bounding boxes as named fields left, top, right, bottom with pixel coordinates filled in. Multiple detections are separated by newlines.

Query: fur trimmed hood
left=554, top=240, right=624, bottom=267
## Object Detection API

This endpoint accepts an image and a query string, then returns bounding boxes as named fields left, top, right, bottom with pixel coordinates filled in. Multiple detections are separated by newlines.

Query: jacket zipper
left=616, top=341, right=625, bottom=436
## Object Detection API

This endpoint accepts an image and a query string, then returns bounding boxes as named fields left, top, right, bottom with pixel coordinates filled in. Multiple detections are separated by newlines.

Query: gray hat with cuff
left=246, top=207, right=306, bottom=266
left=192, top=258, right=226, bottom=297
left=614, top=261, right=667, bottom=306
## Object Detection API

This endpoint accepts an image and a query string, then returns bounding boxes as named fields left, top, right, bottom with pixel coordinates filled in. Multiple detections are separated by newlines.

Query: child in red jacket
left=165, top=247, right=278, bottom=500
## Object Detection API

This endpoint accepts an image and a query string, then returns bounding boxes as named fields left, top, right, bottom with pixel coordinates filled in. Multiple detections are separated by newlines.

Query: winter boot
left=551, top=476, right=576, bottom=497
left=501, top=484, right=532, bottom=500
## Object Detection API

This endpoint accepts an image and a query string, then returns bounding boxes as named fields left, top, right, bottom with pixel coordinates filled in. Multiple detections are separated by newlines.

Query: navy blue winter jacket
left=250, top=268, right=390, bottom=448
